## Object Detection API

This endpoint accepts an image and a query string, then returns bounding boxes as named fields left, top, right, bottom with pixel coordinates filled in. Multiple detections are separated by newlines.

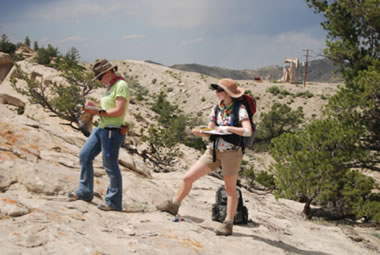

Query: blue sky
left=0, top=0, right=327, bottom=69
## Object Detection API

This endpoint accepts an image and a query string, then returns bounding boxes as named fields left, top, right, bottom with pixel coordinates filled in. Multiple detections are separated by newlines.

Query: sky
left=0, top=0, right=327, bottom=70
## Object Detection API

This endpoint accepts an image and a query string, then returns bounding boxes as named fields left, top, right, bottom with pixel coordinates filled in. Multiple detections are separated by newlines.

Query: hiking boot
left=156, top=200, right=180, bottom=215
left=97, top=204, right=121, bottom=212
left=67, top=192, right=80, bottom=201
left=67, top=192, right=92, bottom=202
left=215, top=220, right=233, bottom=236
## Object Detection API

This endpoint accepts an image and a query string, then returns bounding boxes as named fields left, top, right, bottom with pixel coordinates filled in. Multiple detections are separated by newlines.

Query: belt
left=217, top=146, right=241, bottom=152
left=104, top=125, right=128, bottom=136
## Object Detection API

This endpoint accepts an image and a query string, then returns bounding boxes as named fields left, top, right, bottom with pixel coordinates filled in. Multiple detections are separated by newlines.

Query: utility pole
left=303, top=49, right=311, bottom=87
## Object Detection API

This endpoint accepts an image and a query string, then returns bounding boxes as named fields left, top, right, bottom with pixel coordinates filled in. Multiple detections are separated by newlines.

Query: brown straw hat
left=92, top=59, right=118, bottom=80
left=211, top=78, right=245, bottom=98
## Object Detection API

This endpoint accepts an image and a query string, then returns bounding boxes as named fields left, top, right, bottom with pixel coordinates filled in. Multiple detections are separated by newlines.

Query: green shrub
left=183, top=136, right=207, bottom=151
left=245, top=90, right=253, bottom=97
left=267, top=86, right=280, bottom=95
left=253, top=103, right=304, bottom=152
left=35, top=44, right=60, bottom=66
left=0, top=34, right=16, bottom=55
left=17, top=106, right=24, bottom=115
left=306, top=91, right=314, bottom=98
left=295, top=91, right=314, bottom=98
left=147, top=90, right=207, bottom=154
left=24, top=36, right=31, bottom=48
left=33, top=41, right=39, bottom=51
left=280, top=89, right=291, bottom=97
left=242, top=167, right=255, bottom=187
left=256, top=171, right=275, bottom=188
left=136, top=93, right=144, bottom=101
left=63, top=47, right=80, bottom=68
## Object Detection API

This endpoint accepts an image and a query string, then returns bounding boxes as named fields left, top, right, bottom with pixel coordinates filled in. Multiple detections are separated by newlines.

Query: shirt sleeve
left=209, top=105, right=217, bottom=123
left=115, top=81, right=130, bottom=101
left=239, top=105, right=249, bottom=123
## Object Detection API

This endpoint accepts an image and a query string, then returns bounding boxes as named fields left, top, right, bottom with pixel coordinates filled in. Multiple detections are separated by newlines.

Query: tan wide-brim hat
left=92, top=59, right=118, bottom=81
left=211, top=78, right=245, bottom=98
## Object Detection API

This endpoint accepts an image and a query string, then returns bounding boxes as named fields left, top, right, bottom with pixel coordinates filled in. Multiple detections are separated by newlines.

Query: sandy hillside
left=0, top=59, right=379, bottom=255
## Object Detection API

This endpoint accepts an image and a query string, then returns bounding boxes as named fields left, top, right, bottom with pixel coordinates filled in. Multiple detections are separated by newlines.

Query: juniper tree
left=306, top=0, right=380, bottom=171
left=142, top=90, right=206, bottom=167
left=271, top=119, right=378, bottom=220
left=0, top=34, right=16, bottom=55
left=253, top=103, right=304, bottom=152
left=64, top=47, right=80, bottom=68
left=271, top=0, right=380, bottom=222
left=35, top=44, right=60, bottom=66
left=33, top=41, right=39, bottom=51
left=11, top=63, right=101, bottom=135
left=24, top=36, right=31, bottom=48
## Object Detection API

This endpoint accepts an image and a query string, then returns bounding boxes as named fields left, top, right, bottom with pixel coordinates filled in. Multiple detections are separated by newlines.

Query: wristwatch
left=98, top=109, right=106, bottom=115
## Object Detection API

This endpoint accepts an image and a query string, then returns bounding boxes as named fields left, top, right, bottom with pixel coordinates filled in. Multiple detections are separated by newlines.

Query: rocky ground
left=0, top=58, right=379, bottom=254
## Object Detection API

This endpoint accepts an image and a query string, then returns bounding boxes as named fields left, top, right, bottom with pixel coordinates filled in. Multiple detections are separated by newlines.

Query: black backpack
left=211, top=185, right=249, bottom=224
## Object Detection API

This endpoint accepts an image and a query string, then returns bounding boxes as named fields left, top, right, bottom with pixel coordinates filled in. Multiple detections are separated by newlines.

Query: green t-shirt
left=99, top=80, right=130, bottom=128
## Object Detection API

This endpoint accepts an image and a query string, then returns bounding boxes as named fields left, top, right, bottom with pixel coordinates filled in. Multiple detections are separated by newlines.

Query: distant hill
left=169, top=64, right=253, bottom=80
left=171, top=58, right=342, bottom=83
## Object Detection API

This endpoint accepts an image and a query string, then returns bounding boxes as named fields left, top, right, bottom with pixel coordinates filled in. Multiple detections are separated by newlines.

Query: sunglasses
left=97, top=74, right=105, bottom=81
left=215, top=87, right=224, bottom=92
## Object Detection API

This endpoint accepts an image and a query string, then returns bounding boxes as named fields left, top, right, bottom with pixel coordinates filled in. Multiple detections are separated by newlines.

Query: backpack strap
left=210, top=105, right=220, bottom=162
left=231, top=101, right=247, bottom=154
left=236, top=188, right=245, bottom=209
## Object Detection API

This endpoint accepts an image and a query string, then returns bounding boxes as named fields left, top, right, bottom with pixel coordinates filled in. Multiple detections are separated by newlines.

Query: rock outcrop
left=0, top=59, right=378, bottom=255
left=0, top=53, right=14, bottom=84
left=0, top=93, right=25, bottom=107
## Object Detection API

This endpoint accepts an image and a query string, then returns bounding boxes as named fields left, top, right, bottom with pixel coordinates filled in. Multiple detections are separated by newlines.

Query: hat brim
left=210, top=83, right=245, bottom=98
left=92, top=65, right=118, bottom=81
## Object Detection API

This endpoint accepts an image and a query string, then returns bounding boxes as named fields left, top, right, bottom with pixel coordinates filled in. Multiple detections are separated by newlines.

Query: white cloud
left=121, top=34, right=145, bottom=40
left=180, top=38, right=203, bottom=46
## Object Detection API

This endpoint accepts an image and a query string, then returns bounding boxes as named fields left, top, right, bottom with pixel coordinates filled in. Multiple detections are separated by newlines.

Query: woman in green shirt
left=68, top=59, right=130, bottom=211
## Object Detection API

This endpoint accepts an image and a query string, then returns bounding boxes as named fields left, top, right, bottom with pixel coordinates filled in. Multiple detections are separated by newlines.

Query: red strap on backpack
left=242, top=94, right=256, bottom=117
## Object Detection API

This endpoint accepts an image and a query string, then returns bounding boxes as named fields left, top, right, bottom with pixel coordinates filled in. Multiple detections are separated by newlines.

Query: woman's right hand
left=192, top=128, right=203, bottom=136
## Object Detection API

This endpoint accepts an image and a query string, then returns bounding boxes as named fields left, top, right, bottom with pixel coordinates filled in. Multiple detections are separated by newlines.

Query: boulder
left=0, top=53, right=14, bottom=83
left=15, top=45, right=35, bottom=57
left=0, top=93, right=26, bottom=107
left=0, top=196, right=30, bottom=217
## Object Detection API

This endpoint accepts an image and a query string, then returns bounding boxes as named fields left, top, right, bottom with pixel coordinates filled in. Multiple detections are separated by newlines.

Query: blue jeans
left=75, top=127, right=125, bottom=210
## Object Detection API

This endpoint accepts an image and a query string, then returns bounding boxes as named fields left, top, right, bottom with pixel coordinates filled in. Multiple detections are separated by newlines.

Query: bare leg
left=224, top=174, right=239, bottom=220
left=175, top=160, right=212, bottom=202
